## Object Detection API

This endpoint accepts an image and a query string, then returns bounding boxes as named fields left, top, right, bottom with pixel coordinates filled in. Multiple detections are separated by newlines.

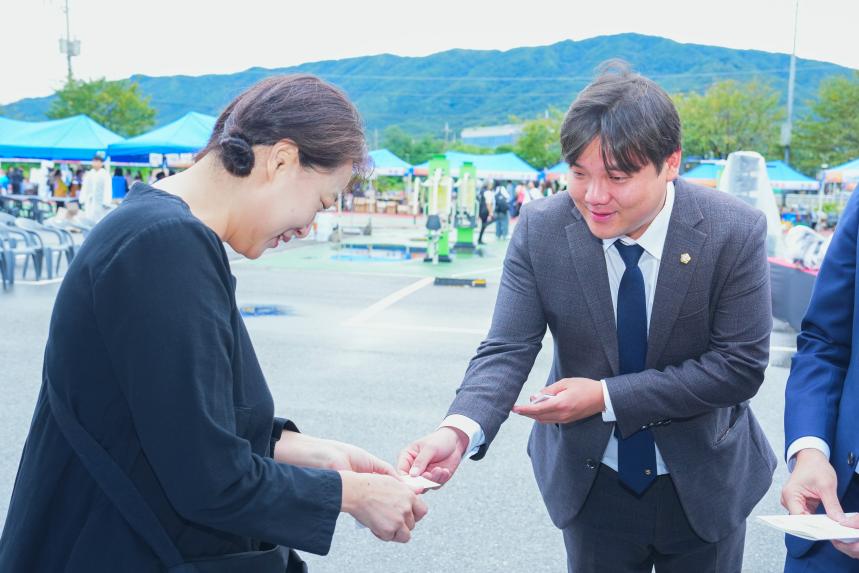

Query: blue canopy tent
left=824, top=157, right=859, bottom=188
left=682, top=162, right=722, bottom=185
left=368, top=148, right=411, bottom=177
left=414, top=151, right=537, bottom=181
left=549, top=161, right=567, bottom=173
left=0, top=117, right=35, bottom=140
left=0, top=114, right=124, bottom=160
left=107, top=112, right=216, bottom=160
left=765, top=160, right=819, bottom=191
left=683, top=160, right=818, bottom=191
left=546, top=160, right=568, bottom=179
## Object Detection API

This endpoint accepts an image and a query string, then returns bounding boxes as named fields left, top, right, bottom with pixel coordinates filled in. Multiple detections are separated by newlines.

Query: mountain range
left=3, top=33, right=855, bottom=138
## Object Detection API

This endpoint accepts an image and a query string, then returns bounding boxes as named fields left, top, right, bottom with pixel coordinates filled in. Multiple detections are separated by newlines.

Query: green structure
left=423, top=154, right=453, bottom=263
left=454, top=161, right=478, bottom=251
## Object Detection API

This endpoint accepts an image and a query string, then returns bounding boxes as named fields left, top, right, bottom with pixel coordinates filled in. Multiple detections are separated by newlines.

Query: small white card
left=757, top=514, right=859, bottom=541
left=400, top=475, right=442, bottom=490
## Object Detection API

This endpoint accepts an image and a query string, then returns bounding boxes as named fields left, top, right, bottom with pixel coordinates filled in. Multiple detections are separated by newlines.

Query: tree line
left=383, top=72, right=859, bottom=177
left=9, top=72, right=859, bottom=177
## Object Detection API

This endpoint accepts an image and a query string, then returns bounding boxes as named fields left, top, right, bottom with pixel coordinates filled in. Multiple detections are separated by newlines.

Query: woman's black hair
left=198, top=74, right=368, bottom=180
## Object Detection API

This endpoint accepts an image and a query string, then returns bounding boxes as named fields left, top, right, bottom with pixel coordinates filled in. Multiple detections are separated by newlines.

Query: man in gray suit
left=398, top=62, right=777, bottom=572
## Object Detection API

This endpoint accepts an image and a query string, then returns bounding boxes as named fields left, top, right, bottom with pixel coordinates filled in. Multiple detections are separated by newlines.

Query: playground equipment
left=453, top=161, right=478, bottom=252
left=422, top=154, right=453, bottom=263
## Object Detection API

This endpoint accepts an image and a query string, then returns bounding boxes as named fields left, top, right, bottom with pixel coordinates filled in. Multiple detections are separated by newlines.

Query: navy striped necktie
left=614, top=241, right=656, bottom=495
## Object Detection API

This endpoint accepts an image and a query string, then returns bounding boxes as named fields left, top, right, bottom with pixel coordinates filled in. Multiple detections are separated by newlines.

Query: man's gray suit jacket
left=447, top=177, right=778, bottom=543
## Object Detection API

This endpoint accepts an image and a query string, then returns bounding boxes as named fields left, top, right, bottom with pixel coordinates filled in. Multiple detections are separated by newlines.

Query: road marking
left=342, top=277, right=434, bottom=327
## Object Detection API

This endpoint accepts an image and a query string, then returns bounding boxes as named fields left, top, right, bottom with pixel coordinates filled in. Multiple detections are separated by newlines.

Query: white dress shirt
left=442, top=182, right=677, bottom=474
left=785, top=437, right=851, bottom=474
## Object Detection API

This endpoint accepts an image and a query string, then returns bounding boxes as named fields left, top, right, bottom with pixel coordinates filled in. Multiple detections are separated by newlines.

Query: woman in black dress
left=0, top=75, right=426, bottom=572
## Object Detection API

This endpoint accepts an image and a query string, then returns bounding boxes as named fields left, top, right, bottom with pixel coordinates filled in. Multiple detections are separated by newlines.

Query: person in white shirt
left=79, top=154, right=113, bottom=224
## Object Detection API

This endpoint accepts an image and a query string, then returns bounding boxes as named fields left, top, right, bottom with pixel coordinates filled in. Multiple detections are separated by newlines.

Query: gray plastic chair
left=0, top=226, right=42, bottom=283
left=0, top=230, right=10, bottom=289
left=15, top=217, right=74, bottom=278
left=44, top=217, right=90, bottom=247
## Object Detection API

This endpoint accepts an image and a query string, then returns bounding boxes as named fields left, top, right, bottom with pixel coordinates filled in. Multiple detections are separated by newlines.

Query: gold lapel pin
left=680, top=253, right=692, bottom=265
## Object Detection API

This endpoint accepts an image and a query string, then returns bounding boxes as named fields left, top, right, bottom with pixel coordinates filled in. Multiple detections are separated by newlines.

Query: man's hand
left=512, top=377, right=604, bottom=424
left=779, top=447, right=859, bottom=558
left=829, top=501, right=859, bottom=559
left=781, top=448, right=844, bottom=519
left=397, top=427, right=468, bottom=486
left=832, top=534, right=859, bottom=560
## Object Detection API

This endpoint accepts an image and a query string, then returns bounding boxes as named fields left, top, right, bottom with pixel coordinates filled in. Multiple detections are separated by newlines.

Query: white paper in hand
left=757, top=514, right=859, bottom=541
left=401, top=474, right=442, bottom=490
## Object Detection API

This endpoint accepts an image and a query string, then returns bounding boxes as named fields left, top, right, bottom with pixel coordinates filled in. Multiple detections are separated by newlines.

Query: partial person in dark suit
left=398, top=61, right=777, bottom=572
left=782, top=189, right=859, bottom=572
left=0, top=75, right=426, bottom=573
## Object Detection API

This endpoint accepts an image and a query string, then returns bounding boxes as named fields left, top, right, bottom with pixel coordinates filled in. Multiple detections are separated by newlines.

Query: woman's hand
left=319, top=439, right=398, bottom=476
left=274, top=433, right=397, bottom=477
left=339, top=471, right=428, bottom=543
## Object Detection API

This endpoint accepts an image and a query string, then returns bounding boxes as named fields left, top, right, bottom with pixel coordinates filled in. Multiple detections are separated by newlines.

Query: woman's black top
left=0, top=183, right=341, bottom=572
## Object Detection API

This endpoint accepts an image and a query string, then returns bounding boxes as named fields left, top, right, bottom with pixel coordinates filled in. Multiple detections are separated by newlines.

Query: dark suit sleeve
left=606, top=212, right=772, bottom=437
left=447, top=204, right=548, bottom=453
left=92, top=220, right=341, bottom=555
left=784, top=193, right=858, bottom=453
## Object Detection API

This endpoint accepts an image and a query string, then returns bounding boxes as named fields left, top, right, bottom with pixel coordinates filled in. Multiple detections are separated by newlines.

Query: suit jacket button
left=849, top=452, right=856, bottom=467
left=585, top=459, right=597, bottom=470
left=644, top=469, right=653, bottom=476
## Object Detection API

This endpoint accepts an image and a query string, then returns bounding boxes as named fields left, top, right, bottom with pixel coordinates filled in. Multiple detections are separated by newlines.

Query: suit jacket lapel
left=565, top=207, right=620, bottom=376
left=646, top=180, right=707, bottom=368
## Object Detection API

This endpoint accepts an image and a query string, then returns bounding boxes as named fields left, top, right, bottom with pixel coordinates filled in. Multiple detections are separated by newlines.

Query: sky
left=1, top=0, right=857, bottom=105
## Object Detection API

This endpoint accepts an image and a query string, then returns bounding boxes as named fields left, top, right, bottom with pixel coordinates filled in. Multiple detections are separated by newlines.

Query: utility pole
left=58, top=0, right=80, bottom=83
left=783, top=0, right=799, bottom=164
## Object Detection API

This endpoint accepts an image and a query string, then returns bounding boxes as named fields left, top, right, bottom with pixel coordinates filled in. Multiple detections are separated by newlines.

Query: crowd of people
left=0, top=161, right=172, bottom=199
left=476, top=179, right=561, bottom=243
left=0, top=158, right=177, bottom=226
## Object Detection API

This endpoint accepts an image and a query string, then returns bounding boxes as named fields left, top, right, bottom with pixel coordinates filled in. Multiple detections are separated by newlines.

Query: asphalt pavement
left=0, top=216, right=798, bottom=572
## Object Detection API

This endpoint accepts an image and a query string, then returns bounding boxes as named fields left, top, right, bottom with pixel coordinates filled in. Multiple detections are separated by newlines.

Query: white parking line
left=342, top=277, right=434, bottom=327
